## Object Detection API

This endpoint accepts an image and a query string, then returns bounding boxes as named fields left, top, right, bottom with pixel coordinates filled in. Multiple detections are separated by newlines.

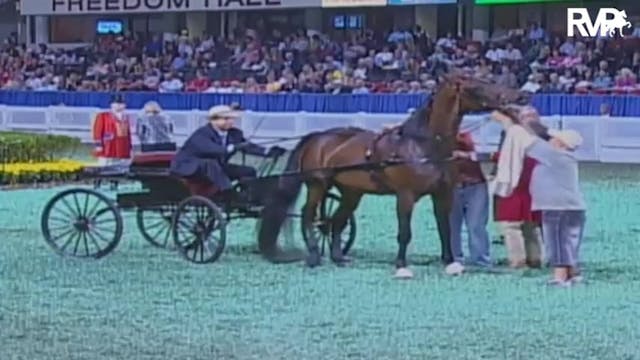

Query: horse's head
left=439, top=73, right=530, bottom=113
left=424, top=73, right=529, bottom=139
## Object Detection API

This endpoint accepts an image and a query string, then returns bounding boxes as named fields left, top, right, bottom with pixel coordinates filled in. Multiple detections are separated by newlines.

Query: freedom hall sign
left=20, top=0, right=321, bottom=15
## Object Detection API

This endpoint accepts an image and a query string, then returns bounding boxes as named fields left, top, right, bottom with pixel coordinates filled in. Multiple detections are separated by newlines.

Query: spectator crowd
left=1, top=22, right=640, bottom=95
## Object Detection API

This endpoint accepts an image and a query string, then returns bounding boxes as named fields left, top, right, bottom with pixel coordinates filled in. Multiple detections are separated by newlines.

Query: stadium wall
left=1, top=105, right=639, bottom=163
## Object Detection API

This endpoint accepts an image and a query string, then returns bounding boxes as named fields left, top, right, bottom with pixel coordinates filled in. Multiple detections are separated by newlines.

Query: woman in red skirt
left=492, top=106, right=544, bottom=268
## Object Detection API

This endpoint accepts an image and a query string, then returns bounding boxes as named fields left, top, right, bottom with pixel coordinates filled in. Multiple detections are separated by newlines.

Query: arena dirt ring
left=1, top=163, right=639, bottom=359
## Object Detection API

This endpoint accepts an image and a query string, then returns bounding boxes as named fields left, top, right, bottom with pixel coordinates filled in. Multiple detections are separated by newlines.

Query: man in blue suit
left=170, top=105, right=286, bottom=199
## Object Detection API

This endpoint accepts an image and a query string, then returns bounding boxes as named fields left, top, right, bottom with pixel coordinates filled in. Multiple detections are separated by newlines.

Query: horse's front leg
left=432, top=187, right=465, bottom=276
left=394, top=191, right=416, bottom=279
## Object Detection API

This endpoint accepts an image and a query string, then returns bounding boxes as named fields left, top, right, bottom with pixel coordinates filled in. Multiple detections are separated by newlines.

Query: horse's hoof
left=306, top=253, right=321, bottom=268
left=331, top=255, right=352, bottom=266
left=263, top=248, right=305, bottom=264
left=445, top=262, right=465, bottom=276
left=394, top=267, right=414, bottom=279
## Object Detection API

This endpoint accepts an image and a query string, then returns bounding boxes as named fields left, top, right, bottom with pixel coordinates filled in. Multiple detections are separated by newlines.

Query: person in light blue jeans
left=449, top=132, right=492, bottom=268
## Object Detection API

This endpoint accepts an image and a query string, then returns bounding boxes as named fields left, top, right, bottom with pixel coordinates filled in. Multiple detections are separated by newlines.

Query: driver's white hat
left=207, top=105, right=240, bottom=119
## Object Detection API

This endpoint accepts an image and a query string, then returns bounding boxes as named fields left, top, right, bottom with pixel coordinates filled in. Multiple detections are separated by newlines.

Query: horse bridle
left=404, top=82, right=502, bottom=162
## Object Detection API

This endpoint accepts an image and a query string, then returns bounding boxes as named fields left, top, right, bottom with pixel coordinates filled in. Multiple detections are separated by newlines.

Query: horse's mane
left=399, top=98, right=432, bottom=137
left=325, top=126, right=366, bottom=136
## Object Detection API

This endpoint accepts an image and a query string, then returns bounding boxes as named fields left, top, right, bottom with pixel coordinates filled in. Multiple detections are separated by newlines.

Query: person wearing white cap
left=491, top=109, right=586, bottom=288
left=169, top=104, right=286, bottom=202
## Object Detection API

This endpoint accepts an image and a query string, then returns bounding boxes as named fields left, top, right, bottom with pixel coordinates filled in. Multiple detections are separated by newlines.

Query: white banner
left=20, top=0, right=321, bottom=15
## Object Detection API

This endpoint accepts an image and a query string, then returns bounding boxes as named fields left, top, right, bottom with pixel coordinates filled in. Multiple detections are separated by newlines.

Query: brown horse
left=258, top=75, right=530, bottom=276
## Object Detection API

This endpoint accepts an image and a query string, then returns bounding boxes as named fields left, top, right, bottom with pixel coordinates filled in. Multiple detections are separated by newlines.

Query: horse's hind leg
left=303, top=181, right=328, bottom=267
left=329, top=189, right=362, bottom=265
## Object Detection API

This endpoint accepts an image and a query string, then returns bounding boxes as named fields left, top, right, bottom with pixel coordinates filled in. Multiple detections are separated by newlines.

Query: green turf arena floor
left=1, top=163, right=640, bottom=360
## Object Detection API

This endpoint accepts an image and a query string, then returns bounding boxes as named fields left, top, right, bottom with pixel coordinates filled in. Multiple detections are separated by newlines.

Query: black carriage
left=40, top=152, right=356, bottom=264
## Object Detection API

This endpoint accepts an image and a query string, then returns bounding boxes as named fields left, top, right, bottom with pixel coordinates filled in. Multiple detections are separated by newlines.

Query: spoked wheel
left=172, top=196, right=226, bottom=264
left=136, top=206, right=176, bottom=249
left=301, top=193, right=357, bottom=257
left=41, top=188, right=123, bottom=259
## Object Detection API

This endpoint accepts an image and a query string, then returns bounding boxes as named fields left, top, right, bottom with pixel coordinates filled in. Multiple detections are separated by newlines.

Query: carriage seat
left=132, top=152, right=220, bottom=197
left=131, top=151, right=176, bottom=168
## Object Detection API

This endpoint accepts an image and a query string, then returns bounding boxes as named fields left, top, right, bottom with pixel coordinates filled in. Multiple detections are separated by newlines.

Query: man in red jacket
left=92, top=94, right=133, bottom=167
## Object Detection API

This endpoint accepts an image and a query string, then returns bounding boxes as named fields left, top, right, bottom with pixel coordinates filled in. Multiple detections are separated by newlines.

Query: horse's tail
left=257, top=132, right=318, bottom=263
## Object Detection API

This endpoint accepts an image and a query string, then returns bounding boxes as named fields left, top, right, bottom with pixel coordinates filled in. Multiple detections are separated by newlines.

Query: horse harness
left=363, top=126, right=459, bottom=192
left=364, top=127, right=401, bottom=192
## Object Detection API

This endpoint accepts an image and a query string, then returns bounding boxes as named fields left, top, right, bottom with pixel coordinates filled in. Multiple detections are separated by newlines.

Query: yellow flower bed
left=0, top=159, right=86, bottom=185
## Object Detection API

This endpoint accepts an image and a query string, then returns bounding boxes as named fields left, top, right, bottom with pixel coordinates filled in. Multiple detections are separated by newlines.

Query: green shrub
left=0, top=132, right=81, bottom=163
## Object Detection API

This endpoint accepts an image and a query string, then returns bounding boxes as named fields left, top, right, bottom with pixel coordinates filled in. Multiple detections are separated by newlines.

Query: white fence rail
left=0, top=105, right=639, bottom=163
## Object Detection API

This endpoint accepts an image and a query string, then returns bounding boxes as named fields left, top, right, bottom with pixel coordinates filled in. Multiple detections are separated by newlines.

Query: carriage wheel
left=136, top=206, right=176, bottom=249
left=41, top=188, right=123, bottom=259
left=301, top=193, right=357, bottom=257
left=172, top=196, right=226, bottom=264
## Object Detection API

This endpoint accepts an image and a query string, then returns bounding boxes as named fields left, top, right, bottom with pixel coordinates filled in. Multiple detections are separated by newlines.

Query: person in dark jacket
left=170, top=105, right=286, bottom=198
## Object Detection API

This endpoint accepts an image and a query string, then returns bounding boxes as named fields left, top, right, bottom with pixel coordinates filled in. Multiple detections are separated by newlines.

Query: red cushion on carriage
left=131, top=152, right=176, bottom=167
left=179, top=178, right=219, bottom=197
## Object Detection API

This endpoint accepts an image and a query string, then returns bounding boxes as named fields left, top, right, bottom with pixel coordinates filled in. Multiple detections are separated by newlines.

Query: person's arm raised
left=527, top=121, right=552, bottom=141
left=489, top=110, right=515, bottom=127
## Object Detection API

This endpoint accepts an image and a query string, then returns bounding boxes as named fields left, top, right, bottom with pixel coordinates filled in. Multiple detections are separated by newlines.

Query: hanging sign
left=20, top=0, right=322, bottom=15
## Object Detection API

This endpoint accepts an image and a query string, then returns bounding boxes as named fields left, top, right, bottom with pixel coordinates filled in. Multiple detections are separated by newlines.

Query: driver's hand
left=234, top=142, right=252, bottom=151
left=452, top=150, right=469, bottom=159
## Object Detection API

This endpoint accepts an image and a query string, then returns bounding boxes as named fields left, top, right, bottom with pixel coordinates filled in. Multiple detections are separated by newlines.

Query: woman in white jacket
left=492, top=108, right=586, bottom=287
left=136, top=101, right=175, bottom=152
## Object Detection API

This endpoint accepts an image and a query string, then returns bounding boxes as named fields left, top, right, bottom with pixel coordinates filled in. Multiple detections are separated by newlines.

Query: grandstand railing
left=1, top=105, right=639, bottom=163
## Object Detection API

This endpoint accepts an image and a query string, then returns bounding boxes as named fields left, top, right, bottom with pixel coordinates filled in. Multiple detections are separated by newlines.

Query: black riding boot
left=238, top=184, right=257, bottom=205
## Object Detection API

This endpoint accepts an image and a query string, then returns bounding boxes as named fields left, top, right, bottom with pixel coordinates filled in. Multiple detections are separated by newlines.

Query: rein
left=269, top=155, right=456, bottom=180
left=460, top=115, right=492, bottom=134
left=247, top=135, right=307, bottom=146
left=400, top=115, right=490, bottom=143
left=243, top=110, right=492, bottom=150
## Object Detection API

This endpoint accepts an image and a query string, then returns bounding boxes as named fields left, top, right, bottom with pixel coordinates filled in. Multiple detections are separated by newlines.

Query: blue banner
left=0, top=91, right=638, bottom=117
